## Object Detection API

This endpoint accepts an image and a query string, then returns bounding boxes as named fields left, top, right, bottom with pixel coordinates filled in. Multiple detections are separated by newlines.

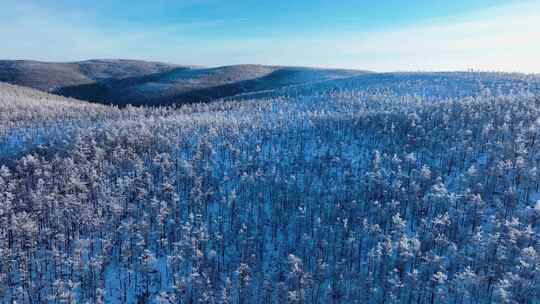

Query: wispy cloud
left=331, top=1, right=540, bottom=72
left=1, top=0, right=539, bottom=72
left=215, top=0, right=540, bottom=72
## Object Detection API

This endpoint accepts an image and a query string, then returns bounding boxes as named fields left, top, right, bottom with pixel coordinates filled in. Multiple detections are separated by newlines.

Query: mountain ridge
left=0, top=59, right=182, bottom=92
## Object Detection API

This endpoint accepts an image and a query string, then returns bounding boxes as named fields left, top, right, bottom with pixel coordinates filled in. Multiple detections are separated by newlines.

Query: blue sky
left=1, top=0, right=539, bottom=72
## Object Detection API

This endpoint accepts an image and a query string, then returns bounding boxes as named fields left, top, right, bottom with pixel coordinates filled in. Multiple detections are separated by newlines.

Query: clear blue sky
left=2, top=0, right=539, bottom=72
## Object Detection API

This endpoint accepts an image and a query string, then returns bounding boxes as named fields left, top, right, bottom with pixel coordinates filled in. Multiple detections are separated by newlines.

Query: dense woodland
left=1, top=72, right=540, bottom=303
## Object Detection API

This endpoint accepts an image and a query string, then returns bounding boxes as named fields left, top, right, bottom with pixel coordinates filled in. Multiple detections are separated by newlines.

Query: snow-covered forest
left=1, top=72, right=540, bottom=303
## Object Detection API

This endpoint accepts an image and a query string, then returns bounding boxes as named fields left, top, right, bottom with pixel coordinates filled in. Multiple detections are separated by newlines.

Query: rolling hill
left=54, top=64, right=368, bottom=106
left=0, top=81, right=105, bottom=116
left=0, top=59, right=181, bottom=92
left=0, top=59, right=369, bottom=106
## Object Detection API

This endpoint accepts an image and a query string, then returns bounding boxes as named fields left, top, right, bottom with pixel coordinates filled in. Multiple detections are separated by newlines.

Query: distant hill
left=0, top=59, right=180, bottom=92
left=54, top=64, right=368, bottom=106
left=4, top=60, right=539, bottom=107
left=0, top=60, right=369, bottom=106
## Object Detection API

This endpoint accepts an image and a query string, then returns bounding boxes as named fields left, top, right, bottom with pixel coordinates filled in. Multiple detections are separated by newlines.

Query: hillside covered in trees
left=0, top=60, right=366, bottom=107
left=1, top=72, right=540, bottom=303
